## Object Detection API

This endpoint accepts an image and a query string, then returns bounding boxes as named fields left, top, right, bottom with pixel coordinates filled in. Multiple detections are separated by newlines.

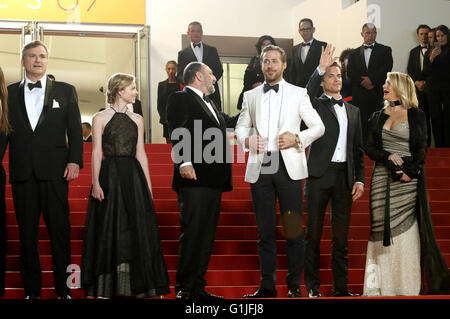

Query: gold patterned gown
left=363, top=122, right=421, bottom=296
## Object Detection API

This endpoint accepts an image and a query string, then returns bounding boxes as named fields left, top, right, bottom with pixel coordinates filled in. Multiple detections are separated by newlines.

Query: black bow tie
left=364, top=45, right=374, bottom=50
left=420, top=46, right=428, bottom=49
left=28, top=80, right=42, bottom=91
left=301, top=42, right=311, bottom=47
left=193, top=42, right=201, bottom=48
left=263, top=83, right=279, bottom=93
left=203, top=94, right=211, bottom=103
left=331, top=98, right=344, bottom=106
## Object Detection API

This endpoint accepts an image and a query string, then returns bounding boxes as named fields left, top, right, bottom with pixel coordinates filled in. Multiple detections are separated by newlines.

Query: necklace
left=388, top=100, right=402, bottom=107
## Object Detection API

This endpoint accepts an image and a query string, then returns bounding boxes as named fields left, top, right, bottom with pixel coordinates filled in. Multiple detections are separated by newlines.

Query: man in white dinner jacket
left=235, top=45, right=324, bottom=298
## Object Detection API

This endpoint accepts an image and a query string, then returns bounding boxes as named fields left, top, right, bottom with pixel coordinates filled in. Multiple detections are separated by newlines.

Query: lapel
left=319, top=94, right=338, bottom=120
left=254, top=85, right=264, bottom=134
left=17, top=82, right=33, bottom=132
left=186, top=87, right=221, bottom=127
left=344, top=102, right=354, bottom=144
left=359, top=45, right=368, bottom=72
left=186, top=46, right=198, bottom=62
left=367, top=43, right=378, bottom=71
left=34, top=76, right=53, bottom=132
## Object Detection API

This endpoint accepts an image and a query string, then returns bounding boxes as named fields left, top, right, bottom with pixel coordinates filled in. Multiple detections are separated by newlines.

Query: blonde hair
left=384, top=72, right=418, bottom=109
left=106, top=73, right=135, bottom=104
left=0, top=66, right=11, bottom=134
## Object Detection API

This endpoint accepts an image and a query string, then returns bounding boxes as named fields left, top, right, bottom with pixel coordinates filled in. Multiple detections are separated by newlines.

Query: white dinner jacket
left=235, top=81, right=325, bottom=183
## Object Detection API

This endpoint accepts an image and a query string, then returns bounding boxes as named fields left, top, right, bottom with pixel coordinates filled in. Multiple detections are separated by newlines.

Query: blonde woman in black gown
left=81, top=73, right=170, bottom=298
left=363, top=72, right=450, bottom=296
left=0, top=67, right=11, bottom=298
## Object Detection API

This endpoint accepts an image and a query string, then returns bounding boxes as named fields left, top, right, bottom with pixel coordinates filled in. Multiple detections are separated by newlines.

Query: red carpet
left=2, top=143, right=450, bottom=299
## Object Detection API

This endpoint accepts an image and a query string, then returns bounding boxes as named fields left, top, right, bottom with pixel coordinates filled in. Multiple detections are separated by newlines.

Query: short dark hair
left=255, top=35, right=277, bottom=55
left=188, top=21, right=202, bottom=32
left=82, top=122, right=91, bottom=130
left=21, top=40, right=48, bottom=60
left=339, top=48, right=353, bottom=62
left=299, top=18, right=313, bottom=28
left=416, top=24, right=431, bottom=33
left=166, top=60, right=177, bottom=68
left=362, top=23, right=376, bottom=32
left=183, top=62, right=204, bottom=85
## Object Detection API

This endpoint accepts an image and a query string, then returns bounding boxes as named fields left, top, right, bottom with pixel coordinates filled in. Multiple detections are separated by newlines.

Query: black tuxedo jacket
left=157, top=79, right=182, bottom=124
left=7, top=76, right=83, bottom=183
left=166, top=88, right=237, bottom=192
left=306, top=70, right=365, bottom=189
left=407, top=45, right=428, bottom=83
left=132, top=99, right=143, bottom=116
left=347, top=43, right=393, bottom=101
left=177, top=43, right=223, bottom=84
left=290, top=39, right=327, bottom=88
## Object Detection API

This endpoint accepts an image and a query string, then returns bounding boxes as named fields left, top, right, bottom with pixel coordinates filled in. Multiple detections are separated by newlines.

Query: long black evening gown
left=81, top=111, right=170, bottom=298
left=0, top=133, right=7, bottom=297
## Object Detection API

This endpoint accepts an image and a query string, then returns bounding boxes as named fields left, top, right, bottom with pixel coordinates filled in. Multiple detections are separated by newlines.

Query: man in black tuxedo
left=347, top=23, right=393, bottom=141
left=167, top=62, right=237, bottom=300
left=290, top=18, right=327, bottom=90
left=304, top=44, right=365, bottom=297
left=7, top=41, right=83, bottom=299
left=177, top=21, right=223, bottom=109
left=407, top=24, right=432, bottom=146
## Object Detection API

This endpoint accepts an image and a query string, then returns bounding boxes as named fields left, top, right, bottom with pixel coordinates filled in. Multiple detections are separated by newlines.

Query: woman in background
left=424, top=24, right=450, bottom=147
left=363, top=72, right=450, bottom=296
left=0, top=67, right=10, bottom=298
left=81, top=73, right=170, bottom=298
left=236, top=35, right=277, bottom=110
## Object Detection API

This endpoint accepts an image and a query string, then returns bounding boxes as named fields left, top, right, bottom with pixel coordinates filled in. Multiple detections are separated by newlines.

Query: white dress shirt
left=322, top=93, right=348, bottom=162
left=363, top=43, right=374, bottom=68
left=23, top=74, right=47, bottom=131
left=191, top=41, right=203, bottom=62
left=261, top=79, right=285, bottom=152
left=420, top=45, right=428, bottom=71
left=301, top=39, right=314, bottom=64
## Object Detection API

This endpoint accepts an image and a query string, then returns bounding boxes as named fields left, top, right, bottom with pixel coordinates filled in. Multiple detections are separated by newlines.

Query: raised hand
left=318, top=43, right=339, bottom=73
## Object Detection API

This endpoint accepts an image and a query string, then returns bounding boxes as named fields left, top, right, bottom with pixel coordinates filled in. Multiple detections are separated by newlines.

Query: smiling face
left=22, top=45, right=48, bottom=81
left=383, top=80, right=400, bottom=101
left=261, top=49, right=286, bottom=85
left=118, top=81, right=138, bottom=105
left=298, top=20, right=315, bottom=43
left=321, top=65, right=342, bottom=96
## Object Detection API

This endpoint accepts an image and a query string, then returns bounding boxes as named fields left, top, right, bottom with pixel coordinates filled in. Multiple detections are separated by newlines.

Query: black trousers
left=175, top=186, right=222, bottom=294
left=428, top=88, right=450, bottom=147
left=11, top=175, right=71, bottom=297
left=304, top=164, right=353, bottom=292
left=250, top=153, right=304, bottom=291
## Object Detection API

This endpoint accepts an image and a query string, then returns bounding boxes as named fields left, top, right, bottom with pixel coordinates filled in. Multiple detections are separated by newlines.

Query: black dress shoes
left=197, top=290, right=224, bottom=300
left=331, top=289, right=360, bottom=297
left=24, top=295, right=38, bottom=300
left=176, top=290, right=193, bottom=299
left=177, top=290, right=224, bottom=300
left=287, top=288, right=302, bottom=298
left=308, top=289, right=322, bottom=298
left=244, top=288, right=277, bottom=298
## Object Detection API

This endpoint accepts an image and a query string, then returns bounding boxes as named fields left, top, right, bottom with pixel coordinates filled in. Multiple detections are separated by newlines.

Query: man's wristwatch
left=295, top=134, right=300, bottom=145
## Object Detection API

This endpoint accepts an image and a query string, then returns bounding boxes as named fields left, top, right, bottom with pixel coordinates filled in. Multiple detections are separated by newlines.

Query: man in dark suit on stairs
left=177, top=21, right=223, bottom=109
left=7, top=40, right=83, bottom=299
left=290, top=18, right=327, bottom=90
left=304, top=44, right=365, bottom=298
left=347, top=23, right=393, bottom=141
left=407, top=24, right=432, bottom=146
left=167, top=61, right=237, bottom=300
